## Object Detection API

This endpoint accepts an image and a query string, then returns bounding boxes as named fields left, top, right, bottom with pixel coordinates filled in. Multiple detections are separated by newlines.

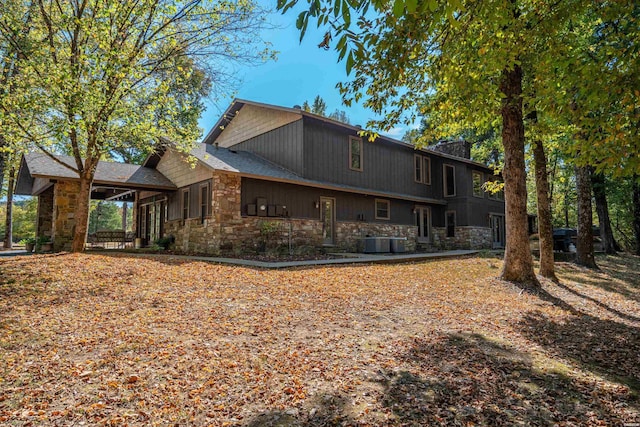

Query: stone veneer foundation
left=52, top=180, right=81, bottom=252
left=164, top=217, right=419, bottom=254
left=36, top=186, right=54, bottom=240
left=432, top=226, right=492, bottom=250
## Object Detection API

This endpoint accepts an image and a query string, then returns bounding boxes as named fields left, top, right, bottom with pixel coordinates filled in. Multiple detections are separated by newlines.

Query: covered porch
left=15, top=153, right=176, bottom=251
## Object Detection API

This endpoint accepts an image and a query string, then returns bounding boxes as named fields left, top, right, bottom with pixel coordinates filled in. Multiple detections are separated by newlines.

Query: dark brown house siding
left=165, top=179, right=212, bottom=221
left=241, top=178, right=423, bottom=225
left=233, top=120, right=305, bottom=175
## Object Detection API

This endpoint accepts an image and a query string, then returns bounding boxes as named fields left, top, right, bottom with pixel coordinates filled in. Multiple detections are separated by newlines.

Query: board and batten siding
left=212, top=103, right=302, bottom=148
left=241, top=178, right=417, bottom=225
left=165, top=179, right=213, bottom=221
left=233, top=119, right=305, bottom=175
left=156, top=149, right=213, bottom=189
left=302, top=117, right=447, bottom=200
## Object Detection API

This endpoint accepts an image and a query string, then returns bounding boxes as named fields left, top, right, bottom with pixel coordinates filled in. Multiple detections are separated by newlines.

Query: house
left=16, top=99, right=505, bottom=253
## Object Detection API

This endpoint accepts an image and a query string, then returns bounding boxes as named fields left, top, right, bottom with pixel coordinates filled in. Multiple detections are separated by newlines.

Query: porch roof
left=15, top=152, right=177, bottom=196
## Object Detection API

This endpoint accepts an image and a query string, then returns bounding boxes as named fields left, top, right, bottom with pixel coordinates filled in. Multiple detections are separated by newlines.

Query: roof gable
left=15, top=153, right=176, bottom=195
left=203, top=100, right=301, bottom=148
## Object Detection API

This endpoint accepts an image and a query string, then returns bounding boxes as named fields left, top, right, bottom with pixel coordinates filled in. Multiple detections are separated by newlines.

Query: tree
left=280, top=0, right=592, bottom=287
left=0, top=0, right=273, bottom=251
left=634, top=177, right=640, bottom=255
left=302, top=95, right=350, bottom=123
left=591, top=172, right=619, bottom=254
left=328, top=109, right=350, bottom=124
left=531, top=131, right=557, bottom=280
left=575, top=166, right=598, bottom=268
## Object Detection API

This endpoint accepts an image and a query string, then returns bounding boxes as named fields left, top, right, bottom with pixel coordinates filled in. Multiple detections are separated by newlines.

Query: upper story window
left=444, top=164, right=456, bottom=197
left=182, top=189, right=190, bottom=220
left=472, top=171, right=484, bottom=197
left=349, top=136, right=363, bottom=171
left=414, top=154, right=431, bottom=185
left=375, top=199, right=390, bottom=220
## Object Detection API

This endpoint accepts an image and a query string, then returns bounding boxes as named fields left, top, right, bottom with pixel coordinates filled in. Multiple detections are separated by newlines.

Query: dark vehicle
left=553, top=228, right=577, bottom=252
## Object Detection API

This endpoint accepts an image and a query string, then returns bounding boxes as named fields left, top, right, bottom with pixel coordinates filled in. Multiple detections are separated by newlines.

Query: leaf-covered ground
left=1, top=252, right=639, bottom=426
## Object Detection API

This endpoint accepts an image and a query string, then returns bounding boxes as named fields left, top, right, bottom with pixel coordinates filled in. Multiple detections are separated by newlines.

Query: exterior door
left=320, top=197, right=335, bottom=245
left=415, top=206, right=431, bottom=242
left=490, top=214, right=505, bottom=248
left=140, top=201, right=165, bottom=245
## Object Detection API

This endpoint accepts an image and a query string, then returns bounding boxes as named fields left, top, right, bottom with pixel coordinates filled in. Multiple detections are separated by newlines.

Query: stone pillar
left=212, top=172, right=241, bottom=223
left=52, top=180, right=81, bottom=251
left=36, top=186, right=54, bottom=239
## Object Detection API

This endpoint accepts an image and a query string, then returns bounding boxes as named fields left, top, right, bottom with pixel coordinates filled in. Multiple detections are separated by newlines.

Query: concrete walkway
left=92, top=249, right=480, bottom=269
left=0, top=249, right=30, bottom=257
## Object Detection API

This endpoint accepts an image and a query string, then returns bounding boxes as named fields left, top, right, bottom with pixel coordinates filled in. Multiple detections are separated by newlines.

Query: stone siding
left=52, top=180, right=81, bottom=251
left=165, top=217, right=324, bottom=255
left=164, top=216, right=419, bottom=255
left=336, top=222, right=418, bottom=252
left=37, top=186, right=54, bottom=239
left=432, top=226, right=492, bottom=250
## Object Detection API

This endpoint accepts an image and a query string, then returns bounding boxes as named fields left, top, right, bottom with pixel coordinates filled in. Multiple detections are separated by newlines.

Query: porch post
left=52, top=180, right=82, bottom=251
left=36, top=186, right=54, bottom=240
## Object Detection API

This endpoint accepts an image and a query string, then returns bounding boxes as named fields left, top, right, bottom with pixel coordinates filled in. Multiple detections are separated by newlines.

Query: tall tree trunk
left=532, top=138, right=557, bottom=281
left=499, top=65, right=539, bottom=287
left=0, top=144, right=6, bottom=194
left=71, top=172, right=94, bottom=252
left=633, top=175, right=640, bottom=256
left=591, top=171, right=618, bottom=254
left=564, top=192, right=570, bottom=228
left=3, top=166, right=15, bottom=249
left=575, top=166, right=598, bottom=268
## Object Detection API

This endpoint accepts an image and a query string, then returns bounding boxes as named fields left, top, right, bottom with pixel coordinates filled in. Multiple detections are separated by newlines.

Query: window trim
left=472, top=171, right=484, bottom=198
left=443, top=164, right=456, bottom=197
left=446, top=210, right=456, bottom=238
left=198, top=182, right=210, bottom=223
left=414, top=154, right=432, bottom=185
left=182, top=189, right=190, bottom=221
left=349, top=136, right=363, bottom=172
left=414, top=154, right=422, bottom=183
left=374, top=198, right=390, bottom=220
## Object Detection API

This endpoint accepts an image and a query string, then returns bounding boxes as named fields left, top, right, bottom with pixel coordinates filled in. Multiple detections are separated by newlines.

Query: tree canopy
left=0, top=0, right=274, bottom=250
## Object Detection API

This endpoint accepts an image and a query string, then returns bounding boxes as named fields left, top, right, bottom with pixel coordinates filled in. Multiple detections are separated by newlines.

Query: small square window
left=472, top=171, right=484, bottom=197
left=375, top=199, right=390, bottom=220
left=349, top=136, right=363, bottom=171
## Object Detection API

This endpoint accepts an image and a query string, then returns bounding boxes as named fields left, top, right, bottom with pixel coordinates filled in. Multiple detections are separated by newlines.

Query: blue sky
left=197, top=1, right=410, bottom=140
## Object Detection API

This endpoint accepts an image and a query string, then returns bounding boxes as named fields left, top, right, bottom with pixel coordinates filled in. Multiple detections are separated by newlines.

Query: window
left=446, top=211, right=456, bottom=238
left=487, top=180, right=504, bottom=200
left=349, top=136, right=363, bottom=171
left=199, top=184, right=209, bottom=223
left=375, top=199, right=390, bottom=220
left=444, top=164, right=456, bottom=197
left=414, top=154, right=431, bottom=185
left=182, top=189, right=190, bottom=220
left=472, top=171, right=484, bottom=197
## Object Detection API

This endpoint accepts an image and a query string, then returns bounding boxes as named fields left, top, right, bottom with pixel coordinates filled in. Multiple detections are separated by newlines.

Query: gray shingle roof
left=191, top=143, right=446, bottom=205
left=19, top=152, right=176, bottom=192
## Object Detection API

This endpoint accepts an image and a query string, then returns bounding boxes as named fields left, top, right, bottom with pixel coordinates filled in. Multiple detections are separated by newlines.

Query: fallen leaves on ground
left=0, top=252, right=638, bottom=426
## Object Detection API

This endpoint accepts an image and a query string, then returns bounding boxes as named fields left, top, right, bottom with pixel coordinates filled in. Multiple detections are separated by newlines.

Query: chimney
left=429, top=140, right=471, bottom=159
